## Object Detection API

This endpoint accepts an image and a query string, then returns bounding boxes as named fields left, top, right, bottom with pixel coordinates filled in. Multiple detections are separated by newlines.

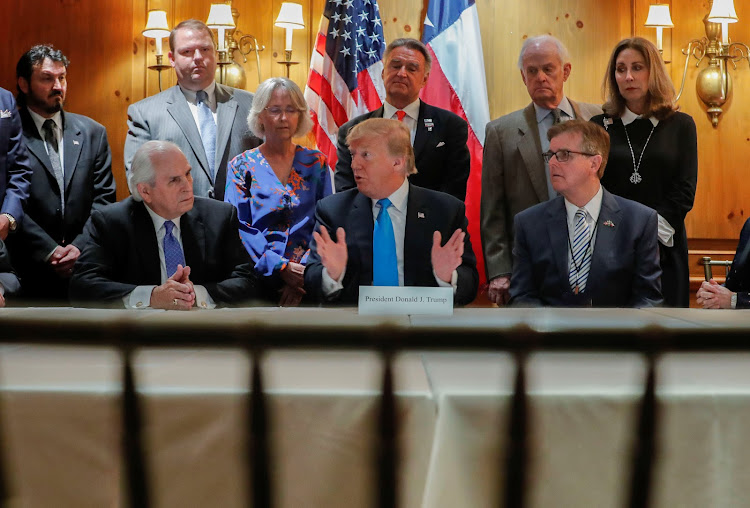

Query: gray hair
left=384, top=38, right=432, bottom=75
left=247, top=77, right=313, bottom=138
left=517, top=35, right=571, bottom=71
left=128, top=140, right=183, bottom=201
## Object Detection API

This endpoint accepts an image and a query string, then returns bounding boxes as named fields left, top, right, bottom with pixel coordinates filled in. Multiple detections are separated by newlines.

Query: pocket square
left=0, top=110, right=11, bottom=119
left=436, top=141, right=445, bottom=148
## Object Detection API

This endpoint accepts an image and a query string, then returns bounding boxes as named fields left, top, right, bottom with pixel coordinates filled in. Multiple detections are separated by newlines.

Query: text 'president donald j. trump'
left=304, top=118, right=478, bottom=305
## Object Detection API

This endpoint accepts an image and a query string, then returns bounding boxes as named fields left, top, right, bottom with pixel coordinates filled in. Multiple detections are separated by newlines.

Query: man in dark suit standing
left=0, top=87, right=32, bottom=247
left=71, top=141, right=257, bottom=309
left=13, top=45, right=116, bottom=301
left=305, top=118, right=478, bottom=305
left=696, top=217, right=750, bottom=309
left=509, top=120, right=662, bottom=307
left=124, top=19, right=261, bottom=200
left=334, top=38, right=470, bottom=201
left=481, top=35, right=602, bottom=305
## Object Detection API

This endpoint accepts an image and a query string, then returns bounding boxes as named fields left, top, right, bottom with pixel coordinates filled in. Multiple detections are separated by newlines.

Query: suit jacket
left=70, top=197, right=258, bottom=307
left=0, top=88, right=32, bottom=225
left=509, top=188, right=662, bottom=307
left=725, top=217, right=750, bottom=309
left=304, top=183, right=479, bottom=305
left=481, top=100, right=602, bottom=280
left=0, top=239, right=20, bottom=296
left=334, top=101, right=470, bottom=201
left=124, top=84, right=262, bottom=200
left=12, top=108, right=116, bottom=299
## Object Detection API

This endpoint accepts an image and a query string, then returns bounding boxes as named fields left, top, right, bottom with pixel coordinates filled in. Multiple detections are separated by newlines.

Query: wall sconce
left=207, top=3, right=236, bottom=84
left=275, top=2, right=305, bottom=78
left=143, top=9, right=171, bottom=91
left=647, top=0, right=750, bottom=127
left=644, top=4, right=673, bottom=55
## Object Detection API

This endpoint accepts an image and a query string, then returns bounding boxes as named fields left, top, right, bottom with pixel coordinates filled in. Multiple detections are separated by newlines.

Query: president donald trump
left=304, top=118, right=478, bottom=305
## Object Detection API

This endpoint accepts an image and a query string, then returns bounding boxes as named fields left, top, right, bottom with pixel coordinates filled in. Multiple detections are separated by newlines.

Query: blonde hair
left=247, top=77, right=313, bottom=138
left=346, top=118, right=417, bottom=176
left=602, top=37, right=678, bottom=120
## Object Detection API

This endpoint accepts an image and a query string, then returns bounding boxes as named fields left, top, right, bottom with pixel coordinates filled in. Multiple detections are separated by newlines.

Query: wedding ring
left=173, top=298, right=178, bottom=306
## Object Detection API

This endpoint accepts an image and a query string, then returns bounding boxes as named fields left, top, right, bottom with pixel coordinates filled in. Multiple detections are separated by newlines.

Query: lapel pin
left=602, top=118, right=613, bottom=130
left=73, top=140, right=80, bottom=145
left=418, top=212, right=425, bottom=219
left=602, top=220, right=615, bottom=227
left=0, top=110, right=11, bottom=119
left=423, top=118, right=434, bottom=131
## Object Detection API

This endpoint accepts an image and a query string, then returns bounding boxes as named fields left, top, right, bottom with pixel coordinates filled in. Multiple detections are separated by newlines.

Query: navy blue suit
left=509, top=187, right=663, bottom=307
left=0, top=88, right=32, bottom=227
left=725, top=218, right=750, bottom=309
left=304, top=183, right=479, bottom=305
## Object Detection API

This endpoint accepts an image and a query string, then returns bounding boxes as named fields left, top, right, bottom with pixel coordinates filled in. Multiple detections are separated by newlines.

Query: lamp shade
left=708, top=0, right=739, bottom=23
left=275, top=3, right=304, bottom=30
left=206, top=3, right=235, bottom=28
left=644, top=4, right=674, bottom=28
left=143, top=10, right=170, bottom=39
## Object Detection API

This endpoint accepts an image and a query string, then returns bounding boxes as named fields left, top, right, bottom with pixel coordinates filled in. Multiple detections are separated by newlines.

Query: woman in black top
left=591, top=37, right=697, bottom=307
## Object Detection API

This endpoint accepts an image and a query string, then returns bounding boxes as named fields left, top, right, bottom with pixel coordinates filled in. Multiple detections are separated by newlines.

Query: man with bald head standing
left=305, top=118, right=478, bottom=305
left=124, top=19, right=261, bottom=200
left=481, top=35, right=601, bottom=305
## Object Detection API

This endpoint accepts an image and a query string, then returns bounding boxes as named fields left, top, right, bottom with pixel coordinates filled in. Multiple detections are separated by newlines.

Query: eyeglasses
left=264, top=106, right=300, bottom=117
left=542, top=149, right=596, bottom=163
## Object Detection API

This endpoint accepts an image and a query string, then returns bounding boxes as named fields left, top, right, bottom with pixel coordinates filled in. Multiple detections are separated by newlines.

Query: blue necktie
left=163, top=221, right=186, bottom=278
left=568, top=208, right=591, bottom=293
left=372, top=198, right=399, bottom=286
left=196, top=90, right=217, bottom=181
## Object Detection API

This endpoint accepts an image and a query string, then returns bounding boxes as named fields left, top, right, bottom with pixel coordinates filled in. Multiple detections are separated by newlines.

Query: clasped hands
left=279, top=261, right=306, bottom=306
left=151, top=264, right=196, bottom=310
left=696, top=278, right=733, bottom=309
left=50, top=244, right=81, bottom=278
left=312, top=227, right=465, bottom=283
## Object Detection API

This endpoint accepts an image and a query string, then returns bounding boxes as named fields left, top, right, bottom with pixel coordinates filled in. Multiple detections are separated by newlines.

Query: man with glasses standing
left=509, top=120, right=662, bottom=307
left=481, top=35, right=601, bottom=305
left=124, top=19, right=261, bottom=200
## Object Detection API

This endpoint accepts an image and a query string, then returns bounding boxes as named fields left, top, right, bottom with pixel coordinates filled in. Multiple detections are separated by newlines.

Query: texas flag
left=421, top=0, right=490, bottom=287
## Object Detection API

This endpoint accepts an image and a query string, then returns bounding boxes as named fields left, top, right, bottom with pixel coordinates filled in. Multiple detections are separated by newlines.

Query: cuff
left=124, top=285, right=156, bottom=309
left=434, top=269, right=458, bottom=295
left=657, top=214, right=675, bottom=247
left=194, top=285, right=216, bottom=309
left=322, top=266, right=346, bottom=298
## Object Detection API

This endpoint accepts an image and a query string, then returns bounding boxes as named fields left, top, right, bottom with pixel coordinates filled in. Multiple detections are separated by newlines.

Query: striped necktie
left=568, top=208, right=591, bottom=294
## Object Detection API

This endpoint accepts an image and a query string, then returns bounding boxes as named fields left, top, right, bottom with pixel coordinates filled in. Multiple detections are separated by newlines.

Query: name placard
left=358, top=286, right=453, bottom=315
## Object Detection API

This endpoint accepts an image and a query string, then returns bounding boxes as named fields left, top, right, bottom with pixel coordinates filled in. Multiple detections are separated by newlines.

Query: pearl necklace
left=623, top=120, right=655, bottom=185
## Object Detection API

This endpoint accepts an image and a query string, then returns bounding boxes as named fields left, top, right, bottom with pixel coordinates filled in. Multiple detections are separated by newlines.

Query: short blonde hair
left=602, top=37, right=678, bottom=120
left=247, top=77, right=313, bottom=138
left=346, top=118, right=417, bottom=176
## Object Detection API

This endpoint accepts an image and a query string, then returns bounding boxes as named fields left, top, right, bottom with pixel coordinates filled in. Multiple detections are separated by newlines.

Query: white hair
left=517, top=35, right=571, bottom=72
left=127, top=140, right=183, bottom=201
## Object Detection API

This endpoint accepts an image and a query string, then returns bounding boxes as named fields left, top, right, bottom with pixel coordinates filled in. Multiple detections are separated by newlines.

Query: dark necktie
left=552, top=108, right=563, bottom=124
left=42, top=119, right=65, bottom=213
left=372, top=198, right=398, bottom=286
left=196, top=90, right=217, bottom=181
left=163, top=221, right=186, bottom=278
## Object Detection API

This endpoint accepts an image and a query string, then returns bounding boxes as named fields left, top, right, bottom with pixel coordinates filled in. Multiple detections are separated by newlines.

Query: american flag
left=304, top=0, right=386, bottom=167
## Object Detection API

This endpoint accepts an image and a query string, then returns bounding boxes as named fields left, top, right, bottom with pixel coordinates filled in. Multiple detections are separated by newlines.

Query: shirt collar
left=621, top=106, right=659, bottom=127
left=179, top=80, right=217, bottom=107
left=383, top=98, right=421, bottom=122
left=27, top=108, right=63, bottom=139
left=372, top=177, right=409, bottom=213
left=143, top=202, right=182, bottom=233
left=564, top=184, right=603, bottom=224
left=534, top=96, right=574, bottom=124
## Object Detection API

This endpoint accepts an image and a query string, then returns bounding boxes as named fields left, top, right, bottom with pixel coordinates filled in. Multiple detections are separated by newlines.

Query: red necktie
left=395, top=110, right=406, bottom=122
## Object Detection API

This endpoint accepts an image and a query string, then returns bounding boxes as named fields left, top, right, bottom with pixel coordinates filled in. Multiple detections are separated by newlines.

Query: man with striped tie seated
left=70, top=141, right=257, bottom=309
left=304, top=118, right=478, bottom=305
left=509, top=120, right=662, bottom=307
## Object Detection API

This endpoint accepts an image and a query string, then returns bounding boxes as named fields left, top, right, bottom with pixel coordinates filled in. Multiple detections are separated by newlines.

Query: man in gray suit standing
left=124, top=19, right=261, bottom=200
left=481, top=35, right=601, bottom=305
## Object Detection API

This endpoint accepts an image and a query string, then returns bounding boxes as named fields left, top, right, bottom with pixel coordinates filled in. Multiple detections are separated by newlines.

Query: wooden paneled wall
left=1, top=0, right=747, bottom=247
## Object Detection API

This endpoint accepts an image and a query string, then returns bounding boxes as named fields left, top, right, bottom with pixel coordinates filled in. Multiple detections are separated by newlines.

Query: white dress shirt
left=124, top=204, right=215, bottom=309
left=179, top=81, right=218, bottom=133
left=383, top=99, right=420, bottom=145
left=619, top=107, right=674, bottom=247
left=322, top=178, right=457, bottom=297
left=564, top=184, right=603, bottom=270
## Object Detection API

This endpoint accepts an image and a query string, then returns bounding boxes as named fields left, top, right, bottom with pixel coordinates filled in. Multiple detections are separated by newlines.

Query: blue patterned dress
left=225, top=146, right=332, bottom=277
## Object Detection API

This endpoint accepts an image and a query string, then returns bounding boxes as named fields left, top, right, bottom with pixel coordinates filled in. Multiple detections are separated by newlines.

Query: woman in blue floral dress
left=225, top=77, right=332, bottom=305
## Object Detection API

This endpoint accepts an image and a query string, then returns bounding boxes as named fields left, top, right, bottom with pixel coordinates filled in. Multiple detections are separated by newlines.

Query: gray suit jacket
left=124, top=83, right=261, bottom=200
left=509, top=188, right=662, bottom=307
left=480, top=100, right=601, bottom=280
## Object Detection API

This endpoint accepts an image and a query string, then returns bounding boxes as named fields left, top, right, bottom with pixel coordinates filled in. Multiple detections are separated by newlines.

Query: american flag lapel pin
left=424, top=118, right=434, bottom=131
left=602, top=220, right=615, bottom=227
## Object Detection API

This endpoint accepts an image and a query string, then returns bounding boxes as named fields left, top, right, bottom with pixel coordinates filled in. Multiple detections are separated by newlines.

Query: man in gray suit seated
left=481, top=35, right=602, bottom=305
left=124, top=19, right=261, bottom=200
